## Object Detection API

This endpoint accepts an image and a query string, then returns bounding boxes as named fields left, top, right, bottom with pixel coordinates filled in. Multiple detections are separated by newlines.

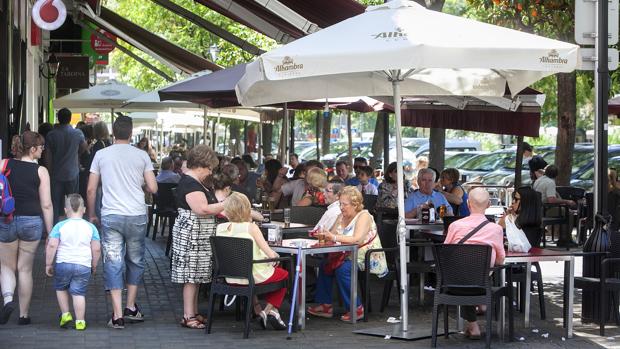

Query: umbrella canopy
left=53, top=79, right=143, bottom=112
left=234, top=0, right=579, bottom=336
left=236, top=1, right=579, bottom=106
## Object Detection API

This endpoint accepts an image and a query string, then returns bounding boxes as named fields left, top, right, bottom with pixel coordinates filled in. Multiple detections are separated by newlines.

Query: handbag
left=356, top=232, right=388, bottom=278
left=505, top=217, right=532, bottom=252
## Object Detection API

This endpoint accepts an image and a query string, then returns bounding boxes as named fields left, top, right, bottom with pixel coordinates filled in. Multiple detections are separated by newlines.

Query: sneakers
left=59, top=312, right=73, bottom=328
left=75, top=320, right=86, bottom=331
left=340, top=305, right=364, bottom=322
left=123, top=304, right=144, bottom=322
left=267, top=310, right=287, bottom=330
left=107, top=315, right=125, bottom=329
left=0, top=301, right=15, bottom=325
left=307, top=304, right=333, bottom=318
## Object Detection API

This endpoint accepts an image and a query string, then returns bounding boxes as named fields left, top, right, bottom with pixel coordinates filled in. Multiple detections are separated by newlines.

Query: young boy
left=45, top=194, right=101, bottom=330
left=356, top=165, right=378, bottom=195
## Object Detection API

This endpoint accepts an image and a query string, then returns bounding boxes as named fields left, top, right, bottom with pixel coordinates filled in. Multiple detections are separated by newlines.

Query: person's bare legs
left=109, top=289, right=123, bottom=319
left=0, top=241, right=18, bottom=305
left=193, top=287, right=200, bottom=316
left=56, top=290, right=70, bottom=314
left=125, top=284, right=138, bottom=310
left=16, top=240, right=40, bottom=317
left=72, top=295, right=86, bottom=320
left=182, top=283, right=198, bottom=318
left=466, top=321, right=481, bottom=337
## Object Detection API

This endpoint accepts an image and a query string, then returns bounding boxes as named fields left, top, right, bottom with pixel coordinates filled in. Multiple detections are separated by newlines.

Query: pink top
left=444, top=214, right=505, bottom=266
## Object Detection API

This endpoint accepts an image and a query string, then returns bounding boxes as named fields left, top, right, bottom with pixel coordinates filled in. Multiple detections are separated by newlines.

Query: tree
left=465, top=0, right=579, bottom=185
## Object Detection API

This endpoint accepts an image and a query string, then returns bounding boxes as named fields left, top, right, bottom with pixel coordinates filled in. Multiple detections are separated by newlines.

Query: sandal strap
left=183, top=317, right=206, bottom=329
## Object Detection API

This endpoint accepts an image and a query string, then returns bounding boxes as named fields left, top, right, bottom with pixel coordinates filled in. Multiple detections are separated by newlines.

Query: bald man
left=443, top=187, right=505, bottom=339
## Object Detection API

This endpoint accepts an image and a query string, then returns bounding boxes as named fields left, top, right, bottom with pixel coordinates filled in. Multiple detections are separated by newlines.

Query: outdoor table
left=498, top=248, right=576, bottom=339
left=259, top=221, right=313, bottom=237
left=271, top=239, right=358, bottom=329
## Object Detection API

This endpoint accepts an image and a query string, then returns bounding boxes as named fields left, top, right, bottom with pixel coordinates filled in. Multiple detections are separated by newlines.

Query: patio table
left=259, top=221, right=313, bottom=236
left=499, top=248, right=576, bottom=339
left=271, top=239, right=358, bottom=329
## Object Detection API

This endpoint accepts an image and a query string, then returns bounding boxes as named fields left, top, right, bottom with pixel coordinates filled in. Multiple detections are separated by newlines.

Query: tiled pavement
left=1, top=235, right=619, bottom=348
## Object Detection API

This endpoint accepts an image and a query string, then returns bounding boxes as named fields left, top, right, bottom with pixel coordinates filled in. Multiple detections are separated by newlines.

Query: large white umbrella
left=53, top=79, right=142, bottom=113
left=236, top=0, right=579, bottom=338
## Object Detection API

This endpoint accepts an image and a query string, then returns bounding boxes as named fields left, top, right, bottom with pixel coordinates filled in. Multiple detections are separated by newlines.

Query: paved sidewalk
left=0, top=236, right=617, bottom=348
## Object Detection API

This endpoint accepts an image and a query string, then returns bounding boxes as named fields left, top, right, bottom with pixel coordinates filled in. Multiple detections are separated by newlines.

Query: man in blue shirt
left=155, top=157, right=181, bottom=184
left=345, top=157, right=379, bottom=187
left=405, top=168, right=453, bottom=218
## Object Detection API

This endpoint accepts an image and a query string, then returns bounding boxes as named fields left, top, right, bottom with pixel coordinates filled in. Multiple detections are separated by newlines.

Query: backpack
left=0, top=159, right=15, bottom=219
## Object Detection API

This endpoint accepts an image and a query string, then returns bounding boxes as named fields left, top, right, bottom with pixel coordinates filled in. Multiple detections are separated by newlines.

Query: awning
left=195, top=0, right=365, bottom=42
left=81, top=6, right=219, bottom=74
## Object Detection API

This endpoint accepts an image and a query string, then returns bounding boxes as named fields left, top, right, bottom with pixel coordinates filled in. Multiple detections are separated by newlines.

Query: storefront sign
left=56, top=56, right=90, bottom=89
left=32, top=0, right=67, bottom=31
left=90, top=30, right=116, bottom=55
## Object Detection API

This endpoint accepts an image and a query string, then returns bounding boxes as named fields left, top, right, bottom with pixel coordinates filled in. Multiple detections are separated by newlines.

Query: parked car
left=413, top=139, right=481, bottom=157
left=569, top=145, right=620, bottom=191
left=444, top=151, right=489, bottom=168
left=458, top=149, right=517, bottom=181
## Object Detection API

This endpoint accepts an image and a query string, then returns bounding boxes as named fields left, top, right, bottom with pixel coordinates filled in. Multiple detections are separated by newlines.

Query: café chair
left=363, top=194, right=378, bottom=213
left=431, top=244, right=514, bottom=349
left=151, top=183, right=177, bottom=243
left=206, top=236, right=293, bottom=339
left=574, top=226, right=620, bottom=336
left=290, top=206, right=326, bottom=226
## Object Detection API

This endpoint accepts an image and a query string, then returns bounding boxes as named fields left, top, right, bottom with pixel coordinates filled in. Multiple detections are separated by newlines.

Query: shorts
left=54, top=262, right=92, bottom=296
left=0, top=216, right=43, bottom=243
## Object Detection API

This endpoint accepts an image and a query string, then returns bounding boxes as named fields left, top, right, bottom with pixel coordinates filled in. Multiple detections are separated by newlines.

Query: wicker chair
left=431, top=244, right=513, bottom=349
left=206, top=236, right=292, bottom=338
left=289, top=206, right=326, bottom=226
left=151, top=183, right=177, bottom=243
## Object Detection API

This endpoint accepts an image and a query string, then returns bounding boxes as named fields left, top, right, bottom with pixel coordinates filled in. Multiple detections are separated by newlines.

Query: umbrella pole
left=347, top=110, right=353, bottom=167
left=258, top=114, right=263, bottom=165
left=392, top=75, right=409, bottom=334
left=203, top=106, right=208, bottom=146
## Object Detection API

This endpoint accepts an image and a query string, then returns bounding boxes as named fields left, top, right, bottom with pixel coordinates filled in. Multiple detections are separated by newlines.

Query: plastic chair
left=430, top=244, right=513, bottom=349
left=206, top=236, right=292, bottom=338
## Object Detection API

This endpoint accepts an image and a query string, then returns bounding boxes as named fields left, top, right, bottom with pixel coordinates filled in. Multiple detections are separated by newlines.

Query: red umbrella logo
left=32, top=0, right=67, bottom=31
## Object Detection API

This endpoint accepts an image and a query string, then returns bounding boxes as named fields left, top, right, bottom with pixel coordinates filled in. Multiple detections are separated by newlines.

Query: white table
left=272, top=241, right=358, bottom=329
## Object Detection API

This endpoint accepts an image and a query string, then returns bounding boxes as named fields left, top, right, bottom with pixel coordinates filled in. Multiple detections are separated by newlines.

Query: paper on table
left=281, top=238, right=317, bottom=248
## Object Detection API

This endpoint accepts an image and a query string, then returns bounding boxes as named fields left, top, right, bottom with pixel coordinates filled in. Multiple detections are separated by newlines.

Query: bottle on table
left=428, top=200, right=436, bottom=223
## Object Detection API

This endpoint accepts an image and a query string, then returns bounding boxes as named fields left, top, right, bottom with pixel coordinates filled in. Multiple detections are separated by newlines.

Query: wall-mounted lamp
left=39, top=53, right=60, bottom=80
left=209, top=44, right=220, bottom=62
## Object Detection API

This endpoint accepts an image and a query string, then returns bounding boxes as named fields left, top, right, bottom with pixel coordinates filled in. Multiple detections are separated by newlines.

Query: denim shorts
left=101, top=214, right=147, bottom=290
left=0, top=216, right=43, bottom=243
left=54, top=262, right=92, bottom=296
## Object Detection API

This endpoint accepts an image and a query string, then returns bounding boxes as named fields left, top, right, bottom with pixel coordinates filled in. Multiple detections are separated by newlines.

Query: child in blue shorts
left=45, top=194, right=101, bottom=330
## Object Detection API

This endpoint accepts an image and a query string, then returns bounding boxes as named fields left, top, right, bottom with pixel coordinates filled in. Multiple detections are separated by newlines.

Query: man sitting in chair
left=443, top=187, right=505, bottom=339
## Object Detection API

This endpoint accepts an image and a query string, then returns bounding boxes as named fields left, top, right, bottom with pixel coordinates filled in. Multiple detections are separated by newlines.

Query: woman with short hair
left=436, top=167, right=469, bottom=216
left=170, top=145, right=225, bottom=329
left=216, top=192, right=289, bottom=330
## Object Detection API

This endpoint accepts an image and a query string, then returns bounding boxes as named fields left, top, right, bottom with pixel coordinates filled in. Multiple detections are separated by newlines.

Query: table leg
left=457, top=306, right=463, bottom=331
left=300, top=251, right=307, bottom=329
left=566, top=258, right=574, bottom=338
left=524, top=262, right=532, bottom=328
left=351, top=246, right=358, bottom=324
left=499, top=267, right=506, bottom=340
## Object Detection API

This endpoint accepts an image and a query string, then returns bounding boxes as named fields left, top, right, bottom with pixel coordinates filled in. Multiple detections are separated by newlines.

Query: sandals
left=181, top=317, right=206, bottom=329
left=194, top=314, right=207, bottom=324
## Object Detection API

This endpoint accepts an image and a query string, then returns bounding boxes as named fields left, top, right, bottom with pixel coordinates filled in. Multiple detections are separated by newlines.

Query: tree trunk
left=555, top=72, right=577, bottom=186
left=370, top=111, right=387, bottom=169
left=515, top=136, right=524, bottom=188
left=429, top=128, right=446, bottom=171
left=229, top=121, right=240, bottom=157
left=321, top=111, right=332, bottom=157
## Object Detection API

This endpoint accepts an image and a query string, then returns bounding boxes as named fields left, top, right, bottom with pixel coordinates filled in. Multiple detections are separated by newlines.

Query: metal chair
left=206, top=236, right=292, bottom=338
left=431, top=244, right=513, bottom=349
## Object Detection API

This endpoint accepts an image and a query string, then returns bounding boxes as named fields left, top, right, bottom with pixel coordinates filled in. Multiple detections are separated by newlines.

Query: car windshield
left=578, top=157, right=620, bottom=180
left=445, top=153, right=478, bottom=168
left=460, top=152, right=513, bottom=171
left=544, top=149, right=595, bottom=174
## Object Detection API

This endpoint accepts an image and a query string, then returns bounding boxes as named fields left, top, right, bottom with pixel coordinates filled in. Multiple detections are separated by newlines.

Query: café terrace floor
left=1, top=236, right=619, bottom=349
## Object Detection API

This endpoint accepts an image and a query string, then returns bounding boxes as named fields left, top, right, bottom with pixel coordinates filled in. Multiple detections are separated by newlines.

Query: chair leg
left=443, top=305, right=449, bottom=338
left=534, top=263, right=546, bottom=320
left=485, top=300, right=492, bottom=349
left=146, top=208, right=153, bottom=237
left=153, top=215, right=160, bottom=240
left=431, top=303, right=439, bottom=348
left=600, top=285, right=607, bottom=337
left=380, top=278, right=393, bottom=313
left=167, top=217, right=175, bottom=238
left=206, top=288, right=216, bottom=334
left=165, top=229, right=173, bottom=256
left=156, top=217, right=166, bottom=240
left=243, top=295, right=253, bottom=339
left=508, top=293, right=514, bottom=341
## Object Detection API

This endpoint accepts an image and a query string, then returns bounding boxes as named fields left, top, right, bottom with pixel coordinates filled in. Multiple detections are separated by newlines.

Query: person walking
left=87, top=116, right=158, bottom=329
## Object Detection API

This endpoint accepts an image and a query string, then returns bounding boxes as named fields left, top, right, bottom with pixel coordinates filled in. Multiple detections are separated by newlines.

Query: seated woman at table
left=377, top=161, right=412, bottom=210
left=498, top=186, right=542, bottom=247
left=170, top=145, right=225, bottom=329
left=216, top=192, right=288, bottom=330
left=297, top=167, right=328, bottom=207
left=435, top=168, right=469, bottom=216
left=307, top=186, right=379, bottom=321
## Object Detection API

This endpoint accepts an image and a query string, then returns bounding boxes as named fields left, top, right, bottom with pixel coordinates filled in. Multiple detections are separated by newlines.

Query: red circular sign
left=90, top=30, right=117, bottom=54
left=32, top=0, right=67, bottom=31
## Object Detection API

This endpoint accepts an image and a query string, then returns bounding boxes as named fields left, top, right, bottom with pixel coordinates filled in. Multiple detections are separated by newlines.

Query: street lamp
left=209, top=44, right=220, bottom=62
left=39, top=53, right=60, bottom=80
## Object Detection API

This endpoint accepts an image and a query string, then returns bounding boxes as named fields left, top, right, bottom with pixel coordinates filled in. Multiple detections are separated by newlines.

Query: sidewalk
left=0, top=236, right=616, bottom=348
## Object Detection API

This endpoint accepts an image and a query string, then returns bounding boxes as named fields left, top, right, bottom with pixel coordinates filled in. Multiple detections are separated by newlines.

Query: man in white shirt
left=314, top=179, right=344, bottom=231
left=87, top=116, right=158, bottom=329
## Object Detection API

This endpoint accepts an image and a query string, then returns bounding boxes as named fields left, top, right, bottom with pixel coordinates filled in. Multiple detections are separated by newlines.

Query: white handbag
left=505, top=217, right=532, bottom=252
